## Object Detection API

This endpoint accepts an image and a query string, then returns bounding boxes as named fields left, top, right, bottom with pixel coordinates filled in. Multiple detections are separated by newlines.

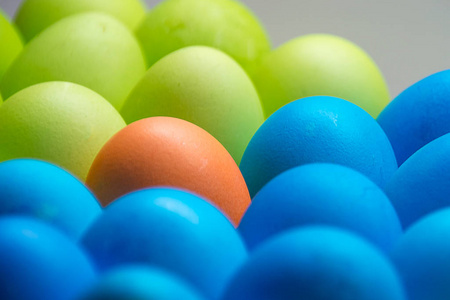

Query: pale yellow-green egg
left=15, top=0, right=147, bottom=42
left=136, top=0, right=271, bottom=71
left=0, top=81, right=126, bottom=181
left=0, top=12, right=146, bottom=110
left=251, top=34, right=390, bottom=118
left=121, top=46, right=264, bottom=164
left=0, top=9, right=23, bottom=82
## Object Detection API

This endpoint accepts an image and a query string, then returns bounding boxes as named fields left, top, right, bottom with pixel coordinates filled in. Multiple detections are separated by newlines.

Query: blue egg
left=378, top=70, right=450, bottom=165
left=221, top=226, right=406, bottom=300
left=79, top=265, right=205, bottom=300
left=239, top=163, right=402, bottom=252
left=240, top=96, right=397, bottom=197
left=391, top=208, right=450, bottom=300
left=81, top=188, right=247, bottom=300
left=0, top=217, right=97, bottom=300
left=384, top=133, right=450, bottom=228
left=0, top=159, right=101, bottom=239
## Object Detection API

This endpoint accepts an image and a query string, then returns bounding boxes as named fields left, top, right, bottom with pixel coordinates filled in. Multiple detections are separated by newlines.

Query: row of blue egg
left=2, top=69, right=450, bottom=300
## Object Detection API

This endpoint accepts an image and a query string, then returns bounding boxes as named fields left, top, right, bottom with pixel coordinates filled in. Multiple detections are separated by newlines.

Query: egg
left=120, top=46, right=264, bottom=164
left=0, top=81, right=126, bottom=181
left=0, top=9, right=23, bottom=82
left=384, top=132, right=450, bottom=228
left=0, top=12, right=146, bottom=110
left=239, top=163, right=402, bottom=252
left=378, top=70, right=450, bottom=165
left=79, top=266, right=205, bottom=300
left=391, top=208, right=450, bottom=300
left=81, top=188, right=248, bottom=300
left=86, top=116, right=250, bottom=225
left=251, top=34, right=390, bottom=118
left=0, top=217, right=97, bottom=300
left=239, top=96, right=398, bottom=198
left=0, top=159, right=101, bottom=240
left=136, top=0, right=271, bottom=71
left=14, top=0, right=146, bottom=42
left=221, top=226, right=406, bottom=300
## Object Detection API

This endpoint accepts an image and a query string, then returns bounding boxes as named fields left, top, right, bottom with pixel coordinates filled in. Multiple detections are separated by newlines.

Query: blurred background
left=1, top=0, right=449, bottom=98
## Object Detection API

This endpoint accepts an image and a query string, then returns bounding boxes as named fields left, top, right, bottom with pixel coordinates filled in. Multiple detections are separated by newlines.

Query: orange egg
left=86, top=116, right=251, bottom=226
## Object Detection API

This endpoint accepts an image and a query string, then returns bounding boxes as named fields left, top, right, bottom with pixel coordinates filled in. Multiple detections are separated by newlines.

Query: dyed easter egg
left=250, top=34, right=389, bottom=118
left=0, top=9, right=23, bottom=82
left=79, top=266, right=205, bottom=300
left=136, top=0, right=270, bottom=70
left=1, top=12, right=146, bottom=110
left=0, top=82, right=126, bottom=180
left=221, top=226, right=406, bottom=300
left=391, top=208, right=450, bottom=300
left=81, top=188, right=247, bottom=300
left=0, top=159, right=101, bottom=239
left=121, top=46, right=264, bottom=164
left=86, top=117, right=250, bottom=225
left=0, top=217, right=96, bottom=300
left=15, top=0, right=146, bottom=42
left=240, top=96, right=397, bottom=197
left=378, top=70, right=450, bottom=165
left=384, top=133, right=450, bottom=228
left=239, top=163, right=402, bottom=252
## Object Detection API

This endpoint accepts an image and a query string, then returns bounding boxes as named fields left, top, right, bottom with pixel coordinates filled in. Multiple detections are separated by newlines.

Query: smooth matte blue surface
left=0, top=217, right=97, bottom=300
left=80, top=266, right=205, bottom=300
left=221, top=226, right=406, bottom=300
left=391, top=208, right=450, bottom=300
left=239, top=163, right=402, bottom=252
left=240, top=96, right=398, bottom=197
left=0, top=159, right=101, bottom=239
left=81, top=188, right=248, bottom=300
left=384, top=133, right=450, bottom=228
left=378, top=69, right=450, bottom=166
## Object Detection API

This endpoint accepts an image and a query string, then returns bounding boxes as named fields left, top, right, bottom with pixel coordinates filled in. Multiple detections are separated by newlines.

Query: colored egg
left=0, top=9, right=23, bottom=82
left=81, top=188, right=248, bottom=300
left=250, top=34, right=390, bottom=118
left=136, top=0, right=270, bottom=71
left=0, top=217, right=97, bottom=300
left=391, top=208, right=450, bottom=300
left=79, top=266, right=205, bottom=300
left=239, top=163, right=402, bottom=252
left=86, top=117, right=250, bottom=225
left=15, top=0, right=146, bottom=42
left=240, top=96, right=397, bottom=198
left=0, top=159, right=101, bottom=239
left=0, top=12, right=146, bottom=110
left=121, top=46, right=264, bottom=164
left=378, top=70, right=450, bottom=165
left=384, top=133, right=450, bottom=228
left=0, top=82, right=126, bottom=180
left=221, top=226, right=406, bottom=300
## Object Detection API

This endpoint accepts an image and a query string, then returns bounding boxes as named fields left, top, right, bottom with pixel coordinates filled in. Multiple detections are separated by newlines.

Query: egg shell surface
left=86, top=116, right=251, bottom=225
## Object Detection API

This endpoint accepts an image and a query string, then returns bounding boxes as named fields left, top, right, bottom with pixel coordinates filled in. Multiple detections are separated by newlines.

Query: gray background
left=1, top=0, right=449, bottom=99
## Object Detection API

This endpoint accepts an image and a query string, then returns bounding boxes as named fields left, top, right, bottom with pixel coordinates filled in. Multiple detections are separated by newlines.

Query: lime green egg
left=14, top=0, right=147, bottom=42
left=121, top=46, right=264, bottom=164
left=0, top=9, right=23, bottom=82
left=252, top=34, right=390, bottom=118
left=0, top=12, right=146, bottom=110
left=136, top=0, right=271, bottom=71
left=0, top=81, right=126, bottom=181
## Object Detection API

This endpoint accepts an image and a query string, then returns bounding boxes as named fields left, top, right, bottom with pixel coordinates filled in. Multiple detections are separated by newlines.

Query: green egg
left=14, top=0, right=147, bottom=42
left=0, top=9, right=23, bottom=83
left=136, top=0, right=271, bottom=71
left=121, top=46, right=264, bottom=164
left=252, top=34, right=390, bottom=118
left=0, top=12, right=146, bottom=110
left=0, top=81, right=126, bottom=181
